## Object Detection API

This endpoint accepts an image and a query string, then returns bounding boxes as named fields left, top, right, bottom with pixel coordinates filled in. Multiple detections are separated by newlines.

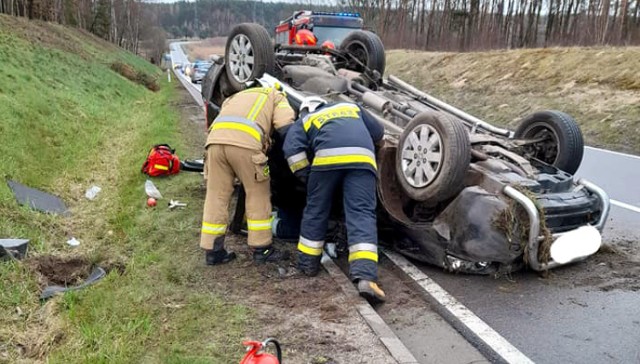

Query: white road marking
left=611, top=199, right=640, bottom=214
left=585, top=146, right=640, bottom=160
left=383, top=249, right=535, bottom=364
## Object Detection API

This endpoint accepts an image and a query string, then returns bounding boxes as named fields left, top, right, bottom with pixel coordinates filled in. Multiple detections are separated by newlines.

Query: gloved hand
left=324, top=242, right=338, bottom=258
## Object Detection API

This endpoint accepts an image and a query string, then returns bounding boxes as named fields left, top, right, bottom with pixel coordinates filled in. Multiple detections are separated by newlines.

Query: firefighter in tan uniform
left=201, top=84, right=295, bottom=265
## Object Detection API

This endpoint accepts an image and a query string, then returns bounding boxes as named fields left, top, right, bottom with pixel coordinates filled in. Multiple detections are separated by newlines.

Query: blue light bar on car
left=312, top=11, right=361, bottom=18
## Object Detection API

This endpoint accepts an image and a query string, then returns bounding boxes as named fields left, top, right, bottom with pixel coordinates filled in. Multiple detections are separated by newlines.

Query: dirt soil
left=175, top=88, right=395, bottom=363
left=568, top=240, right=640, bottom=292
left=26, top=256, right=92, bottom=286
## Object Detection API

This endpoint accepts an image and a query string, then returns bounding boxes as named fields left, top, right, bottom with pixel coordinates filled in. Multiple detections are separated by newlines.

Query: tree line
left=346, top=0, right=640, bottom=50
left=148, top=0, right=640, bottom=50
left=148, top=0, right=340, bottom=39
left=2, top=0, right=639, bottom=54
left=0, top=0, right=168, bottom=63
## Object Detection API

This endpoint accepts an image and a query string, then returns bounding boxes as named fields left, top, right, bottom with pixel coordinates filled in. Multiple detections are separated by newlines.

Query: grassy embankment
left=386, top=47, right=640, bottom=154
left=0, top=15, right=248, bottom=363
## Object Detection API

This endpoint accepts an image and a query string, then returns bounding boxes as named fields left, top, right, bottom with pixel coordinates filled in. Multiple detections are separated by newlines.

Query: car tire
left=224, top=23, right=275, bottom=92
left=514, top=110, right=584, bottom=175
left=395, top=111, right=470, bottom=204
left=340, top=30, right=386, bottom=76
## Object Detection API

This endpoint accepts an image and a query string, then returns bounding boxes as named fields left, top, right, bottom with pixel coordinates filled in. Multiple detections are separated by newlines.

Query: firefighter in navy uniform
left=200, top=84, right=295, bottom=265
left=283, top=97, right=386, bottom=302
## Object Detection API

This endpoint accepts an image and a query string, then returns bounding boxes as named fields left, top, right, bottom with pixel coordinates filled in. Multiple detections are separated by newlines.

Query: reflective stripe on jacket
left=207, top=86, right=295, bottom=151
left=283, top=102, right=385, bottom=177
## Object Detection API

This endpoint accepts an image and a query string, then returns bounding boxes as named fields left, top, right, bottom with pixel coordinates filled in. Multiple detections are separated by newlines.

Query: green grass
left=0, top=15, right=249, bottom=363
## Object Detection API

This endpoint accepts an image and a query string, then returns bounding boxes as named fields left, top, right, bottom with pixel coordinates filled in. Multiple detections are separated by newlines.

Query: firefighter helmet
left=295, top=29, right=317, bottom=46
left=321, top=40, right=336, bottom=50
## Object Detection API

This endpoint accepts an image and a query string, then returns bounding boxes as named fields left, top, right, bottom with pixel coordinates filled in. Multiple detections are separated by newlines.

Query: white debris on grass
left=66, top=237, right=80, bottom=247
left=85, top=185, right=102, bottom=200
left=145, top=180, right=163, bottom=199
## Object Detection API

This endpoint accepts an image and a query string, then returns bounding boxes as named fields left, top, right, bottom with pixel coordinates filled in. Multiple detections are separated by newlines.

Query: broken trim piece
left=0, top=239, right=30, bottom=260
left=7, top=180, right=69, bottom=216
left=40, top=267, right=107, bottom=300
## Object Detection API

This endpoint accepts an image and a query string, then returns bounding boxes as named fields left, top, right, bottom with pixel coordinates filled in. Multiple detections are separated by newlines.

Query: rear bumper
left=503, top=178, right=610, bottom=271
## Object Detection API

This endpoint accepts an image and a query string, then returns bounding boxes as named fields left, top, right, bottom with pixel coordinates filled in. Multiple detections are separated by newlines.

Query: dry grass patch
left=111, top=61, right=160, bottom=91
left=183, top=37, right=226, bottom=61
left=386, top=47, right=640, bottom=153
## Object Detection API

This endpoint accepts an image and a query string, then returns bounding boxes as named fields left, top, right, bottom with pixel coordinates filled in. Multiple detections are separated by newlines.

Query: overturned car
left=200, top=16, right=610, bottom=274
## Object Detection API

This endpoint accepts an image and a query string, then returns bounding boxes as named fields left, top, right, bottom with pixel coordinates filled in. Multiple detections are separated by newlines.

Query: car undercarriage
left=200, top=22, right=611, bottom=274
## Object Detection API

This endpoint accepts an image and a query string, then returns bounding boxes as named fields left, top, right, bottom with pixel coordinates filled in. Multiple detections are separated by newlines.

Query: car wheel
left=340, top=30, right=386, bottom=76
left=514, top=110, right=584, bottom=175
left=225, top=23, right=275, bottom=92
left=395, top=111, right=470, bottom=204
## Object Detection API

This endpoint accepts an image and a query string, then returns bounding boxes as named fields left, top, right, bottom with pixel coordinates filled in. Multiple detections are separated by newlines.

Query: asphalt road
left=171, top=42, right=640, bottom=363
left=169, top=42, right=202, bottom=100
left=422, top=147, right=640, bottom=364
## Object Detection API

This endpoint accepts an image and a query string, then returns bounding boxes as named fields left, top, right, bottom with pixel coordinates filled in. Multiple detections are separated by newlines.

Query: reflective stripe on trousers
left=298, top=236, right=324, bottom=256
left=299, top=169, right=379, bottom=281
left=287, top=151, right=310, bottom=173
left=348, top=243, right=378, bottom=263
left=247, top=217, right=272, bottom=231
left=210, top=116, right=264, bottom=142
left=202, top=222, right=227, bottom=236
left=313, top=147, right=377, bottom=170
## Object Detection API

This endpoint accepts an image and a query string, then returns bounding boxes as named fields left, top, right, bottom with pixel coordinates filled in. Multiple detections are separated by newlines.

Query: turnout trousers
left=200, top=144, right=272, bottom=250
left=298, top=169, right=379, bottom=281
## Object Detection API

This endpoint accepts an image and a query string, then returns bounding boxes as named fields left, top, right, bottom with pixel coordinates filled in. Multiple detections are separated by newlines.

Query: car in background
left=190, top=62, right=212, bottom=84
left=184, top=63, right=193, bottom=76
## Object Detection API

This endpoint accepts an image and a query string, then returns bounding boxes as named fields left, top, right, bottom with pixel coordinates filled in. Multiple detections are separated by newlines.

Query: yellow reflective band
left=313, top=155, right=377, bottom=169
left=240, top=87, right=272, bottom=95
left=247, top=94, right=268, bottom=121
left=298, top=242, right=323, bottom=256
left=277, top=101, right=291, bottom=109
left=303, top=105, right=360, bottom=132
left=153, top=164, right=169, bottom=171
left=247, top=218, right=273, bottom=231
left=289, top=159, right=309, bottom=173
left=201, top=222, right=227, bottom=235
left=210, top=122, right=261, bottom=142
left=348, top=250, right=378, bottom=263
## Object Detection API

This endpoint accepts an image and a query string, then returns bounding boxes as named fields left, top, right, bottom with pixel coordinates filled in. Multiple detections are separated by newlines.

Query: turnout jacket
left=283, top=102, right=385, bottom=179
left=207, top=86, right=295, bottom=151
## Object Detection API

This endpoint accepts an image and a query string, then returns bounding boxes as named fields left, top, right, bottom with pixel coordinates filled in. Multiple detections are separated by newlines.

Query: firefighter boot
left=297, top=251, right=321, bottom=277
left=205, top=236, right=237, bottom=265
left=253, top=245, right=291, bottom=264
left=357, top=280, right=386, bottom=303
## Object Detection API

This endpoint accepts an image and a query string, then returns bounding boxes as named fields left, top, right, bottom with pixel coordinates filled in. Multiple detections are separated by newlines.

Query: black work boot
left=205, top=236, right=236, bottom=266
left=357, top=280, right=386, bottom=303
left=253, top=245, right=290, bottom=264
left=297, top=251, right=321, bottom=277
left=205, top=249, right=237, bottom=265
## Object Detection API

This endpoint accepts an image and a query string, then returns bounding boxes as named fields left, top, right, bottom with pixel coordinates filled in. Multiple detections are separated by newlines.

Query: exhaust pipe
left=387, top=75, right=513, bottom=137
